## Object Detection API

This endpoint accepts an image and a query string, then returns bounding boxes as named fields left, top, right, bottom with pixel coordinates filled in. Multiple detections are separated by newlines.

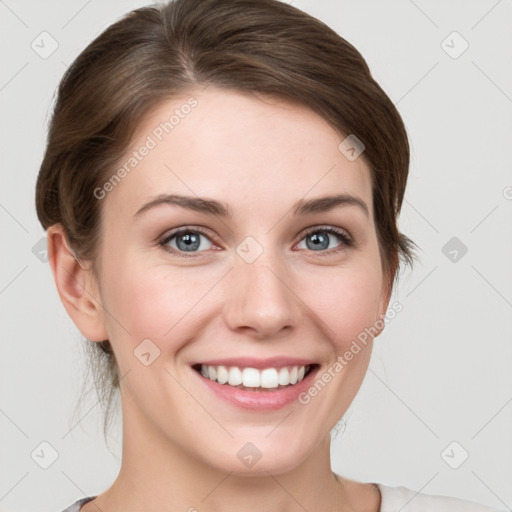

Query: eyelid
left=301, top=225, right=351, bottom=241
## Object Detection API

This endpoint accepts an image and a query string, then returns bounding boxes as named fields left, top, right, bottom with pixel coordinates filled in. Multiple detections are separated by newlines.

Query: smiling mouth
left=191, top=363, right=319, bottom=391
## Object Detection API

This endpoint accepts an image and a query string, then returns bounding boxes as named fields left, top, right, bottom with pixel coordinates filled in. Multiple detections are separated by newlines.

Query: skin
left=48, top=87, right=390, bottom=512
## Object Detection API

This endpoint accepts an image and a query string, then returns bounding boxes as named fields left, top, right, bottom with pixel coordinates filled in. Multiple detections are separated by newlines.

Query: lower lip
left=192, top=366, right=320, bottom=411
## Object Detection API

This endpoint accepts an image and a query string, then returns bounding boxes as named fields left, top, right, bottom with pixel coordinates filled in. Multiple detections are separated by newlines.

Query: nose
left=222, top=252, right=302, bottom=340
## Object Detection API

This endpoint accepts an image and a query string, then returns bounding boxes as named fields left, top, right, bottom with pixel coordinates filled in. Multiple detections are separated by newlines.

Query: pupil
left=308, top=232, right=328, bottom=250
left=178, top=233, right=200, bottom=251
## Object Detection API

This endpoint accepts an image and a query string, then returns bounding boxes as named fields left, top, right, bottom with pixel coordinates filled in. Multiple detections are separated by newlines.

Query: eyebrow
left=134, top=193, right=369, bottom=219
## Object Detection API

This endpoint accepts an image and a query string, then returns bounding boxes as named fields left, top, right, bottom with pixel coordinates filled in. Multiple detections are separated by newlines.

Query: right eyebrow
left=134, top=194, right=232, bottom=218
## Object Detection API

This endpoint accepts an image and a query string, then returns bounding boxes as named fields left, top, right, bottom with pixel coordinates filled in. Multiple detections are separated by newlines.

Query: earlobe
left=47, top=224, right=109, bottom=342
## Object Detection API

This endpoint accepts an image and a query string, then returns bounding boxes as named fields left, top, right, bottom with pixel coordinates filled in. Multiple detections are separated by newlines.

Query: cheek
left=299, top=264, right=383, bottom=350
left=100, top=256, right=212, bottom=360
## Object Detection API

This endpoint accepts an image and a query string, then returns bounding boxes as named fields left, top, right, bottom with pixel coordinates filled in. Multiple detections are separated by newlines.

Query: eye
left=296, top=226, right=353, bottom=254
left=159, top=227, right=215, bottom=257
left=158, top=225, right=353, bottom=258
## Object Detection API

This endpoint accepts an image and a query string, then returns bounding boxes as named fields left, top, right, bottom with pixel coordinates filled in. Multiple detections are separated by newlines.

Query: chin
left=201, top=436, right=315, bottom=477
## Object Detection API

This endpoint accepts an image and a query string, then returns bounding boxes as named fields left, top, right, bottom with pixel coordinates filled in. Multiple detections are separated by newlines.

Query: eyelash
left=158, top=225, right=353, bottom=259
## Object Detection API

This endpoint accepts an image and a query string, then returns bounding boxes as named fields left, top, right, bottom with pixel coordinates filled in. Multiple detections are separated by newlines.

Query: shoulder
left=376, top=483, right=504, bottom=512
left=59, top=496, right=96, bottom=512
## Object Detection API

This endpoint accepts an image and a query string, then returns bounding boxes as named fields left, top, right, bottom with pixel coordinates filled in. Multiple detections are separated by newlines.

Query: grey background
left=1, top=0, right=511, bottom=511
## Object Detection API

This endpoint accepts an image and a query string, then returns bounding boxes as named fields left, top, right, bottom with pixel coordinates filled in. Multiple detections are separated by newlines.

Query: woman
left=35, top=0, right=503, bottom=510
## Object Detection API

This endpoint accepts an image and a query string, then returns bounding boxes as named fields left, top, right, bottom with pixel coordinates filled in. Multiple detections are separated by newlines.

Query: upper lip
left=191, top=357, right=318, bottom=370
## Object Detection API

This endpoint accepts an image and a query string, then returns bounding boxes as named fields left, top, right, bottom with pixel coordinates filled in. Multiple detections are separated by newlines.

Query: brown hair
left=35, top=0, right=416, bottom=439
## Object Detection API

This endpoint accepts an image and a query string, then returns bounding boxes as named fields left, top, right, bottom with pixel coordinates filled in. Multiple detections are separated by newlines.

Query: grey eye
left=163, top=230, right=213, bottom=253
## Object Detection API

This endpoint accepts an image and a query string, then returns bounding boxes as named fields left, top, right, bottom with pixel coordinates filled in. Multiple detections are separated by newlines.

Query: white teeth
left=198, top=364, right=311, bottom=388
left=228, top=367, right=243, bottom=386
left=260, top=368, right=278, bottom=388
left=216, top=365, right=229, bottom=384
left=289, top=366, right=298, bottom=385
left=242, top=368, right=260, bottom=387
left=278, top=367, right=289, bottom=385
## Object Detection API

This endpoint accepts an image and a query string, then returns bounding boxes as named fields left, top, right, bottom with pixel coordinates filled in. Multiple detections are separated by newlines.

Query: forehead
left=102, top=87, right=373, bottom=222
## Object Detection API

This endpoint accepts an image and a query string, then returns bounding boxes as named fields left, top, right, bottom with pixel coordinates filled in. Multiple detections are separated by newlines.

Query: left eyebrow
left=133, top=193, right=369, bottom=219
left=292, top=193, right=369, bottom=218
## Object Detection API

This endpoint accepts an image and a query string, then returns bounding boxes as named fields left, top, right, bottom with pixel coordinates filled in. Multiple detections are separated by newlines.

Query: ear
left=47, top=224, right=109, bottom=342
left=374, top=272, right=392, bottom=338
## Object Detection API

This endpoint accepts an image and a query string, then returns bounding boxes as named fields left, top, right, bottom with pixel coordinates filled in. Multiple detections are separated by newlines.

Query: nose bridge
left=223, top=238, right=300, bottom=337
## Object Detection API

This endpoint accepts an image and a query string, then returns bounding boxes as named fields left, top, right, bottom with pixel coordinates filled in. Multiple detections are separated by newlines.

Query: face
left=91, top=87, right=389, bottom=475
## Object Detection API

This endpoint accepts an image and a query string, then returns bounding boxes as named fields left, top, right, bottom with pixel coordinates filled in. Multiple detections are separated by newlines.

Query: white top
left=60, top=483, right=505, bottom=511
left=377, top=483, right=504, bottom=511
